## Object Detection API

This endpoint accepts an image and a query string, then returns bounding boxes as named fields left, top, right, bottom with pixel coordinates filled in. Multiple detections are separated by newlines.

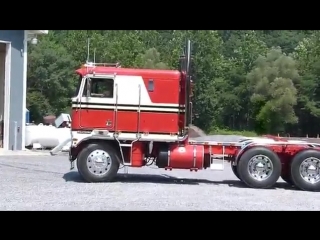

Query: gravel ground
left=1, top=155, right=320, bottom=211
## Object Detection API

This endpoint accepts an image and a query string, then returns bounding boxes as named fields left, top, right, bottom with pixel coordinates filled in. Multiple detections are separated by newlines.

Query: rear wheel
left=237, top=147, right=281, bottom=189
left=290, top=150, right=320, bottom=192
left=77, top=143, right=120, bottom=183
left=231, top=163, right=241, bottom=181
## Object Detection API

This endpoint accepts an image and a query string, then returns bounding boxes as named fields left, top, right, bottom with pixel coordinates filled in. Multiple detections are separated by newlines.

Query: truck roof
left=75, top=66, right=181, bottom=78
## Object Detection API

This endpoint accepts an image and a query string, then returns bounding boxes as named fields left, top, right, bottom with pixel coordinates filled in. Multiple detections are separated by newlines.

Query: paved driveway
left=1, top=155, right=320, bottom=210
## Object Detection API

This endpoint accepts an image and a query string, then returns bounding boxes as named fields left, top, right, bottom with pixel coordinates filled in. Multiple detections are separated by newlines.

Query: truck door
left=78, top=75, right=116, bottom=131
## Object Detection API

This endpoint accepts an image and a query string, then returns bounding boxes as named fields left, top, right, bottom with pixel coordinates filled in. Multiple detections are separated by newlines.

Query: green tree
left=219, top=31, right=269, bottom=131
left=259, top=30, right=309, bottom=54
left=184, top=30, right=228, bottom=130
left=136, top=48, right=169, bottom=69
left=292, top=31, right=320, bottom=135
left=247, top=47, right=299, bottom=133
left=27, top=36, right=77, bottom=122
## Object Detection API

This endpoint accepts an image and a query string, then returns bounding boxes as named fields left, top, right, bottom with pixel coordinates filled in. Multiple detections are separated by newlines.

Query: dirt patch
left=188, top=124, right=207, bottom=138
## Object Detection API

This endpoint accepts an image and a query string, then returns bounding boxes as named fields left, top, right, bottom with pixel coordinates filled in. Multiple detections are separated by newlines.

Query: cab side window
left=84, top=78, right=114, bottom=98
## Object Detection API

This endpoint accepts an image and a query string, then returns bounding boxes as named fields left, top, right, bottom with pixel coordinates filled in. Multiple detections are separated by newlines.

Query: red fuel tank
left=156, top=143, right=204, bottom=169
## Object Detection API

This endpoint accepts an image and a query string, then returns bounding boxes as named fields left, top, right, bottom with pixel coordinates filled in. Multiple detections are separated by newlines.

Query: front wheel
left=77, top=143, right=120, bottom=183
left=237, top=147, right=281, bottom=189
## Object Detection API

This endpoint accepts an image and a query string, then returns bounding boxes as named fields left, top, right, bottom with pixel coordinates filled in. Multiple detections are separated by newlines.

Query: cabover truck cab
left=69, top=40, right=320, bottom=192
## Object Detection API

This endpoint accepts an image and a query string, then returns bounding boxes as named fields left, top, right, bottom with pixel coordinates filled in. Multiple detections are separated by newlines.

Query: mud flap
left=70, top=160, right=75, bottom=170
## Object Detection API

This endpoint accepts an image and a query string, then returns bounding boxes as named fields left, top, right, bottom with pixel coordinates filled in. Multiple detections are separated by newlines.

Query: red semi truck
left=68, top=40, right=320, bottom=192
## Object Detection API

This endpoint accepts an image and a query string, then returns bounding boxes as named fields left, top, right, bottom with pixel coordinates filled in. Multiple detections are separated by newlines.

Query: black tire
left=281, top=173, right=294, bottom=186
left=290, top=149, right=320, bottom=192
left=231, top=163, right=241, bottom=181
left=237, top=147, right=282, bottom=189
left=77, top=143, right=120, bottom=183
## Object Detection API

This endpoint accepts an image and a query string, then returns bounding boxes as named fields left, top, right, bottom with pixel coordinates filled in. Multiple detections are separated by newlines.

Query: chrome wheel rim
left=299, top=157, right=320, bottom=184
left=86, top=149, right=112, bottom=176
left=247, top=155, right=273, bottom=181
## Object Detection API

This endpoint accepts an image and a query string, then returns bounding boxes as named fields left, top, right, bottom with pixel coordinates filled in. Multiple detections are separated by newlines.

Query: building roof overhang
left=27, top=30, right=49, bottom=35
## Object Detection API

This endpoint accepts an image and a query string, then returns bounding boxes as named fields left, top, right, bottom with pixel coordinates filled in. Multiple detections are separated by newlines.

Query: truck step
left=209, top=146, right=225, bottom=171
left=120, top=144, right=132, bottom=147
left=210, top=158, right=225, bottom=171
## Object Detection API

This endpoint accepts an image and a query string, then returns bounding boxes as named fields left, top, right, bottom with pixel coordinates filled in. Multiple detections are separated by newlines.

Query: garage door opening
left=0, top=41, right=11, bottom=150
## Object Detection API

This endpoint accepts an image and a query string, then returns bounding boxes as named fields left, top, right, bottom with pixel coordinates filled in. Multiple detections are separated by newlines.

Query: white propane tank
left=25, top=124, right=71, bottom=148
left=25, top=125, right=41, bottom=147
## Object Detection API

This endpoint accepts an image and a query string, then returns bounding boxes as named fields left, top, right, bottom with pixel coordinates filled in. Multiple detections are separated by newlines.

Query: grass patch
left=208, top=128, right=258, bottom=137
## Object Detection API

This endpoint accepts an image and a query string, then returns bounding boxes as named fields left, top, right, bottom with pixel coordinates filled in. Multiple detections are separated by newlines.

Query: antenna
left=93, top=48, right=96, bottom=64
left=86, top=38, right=90, bottom=63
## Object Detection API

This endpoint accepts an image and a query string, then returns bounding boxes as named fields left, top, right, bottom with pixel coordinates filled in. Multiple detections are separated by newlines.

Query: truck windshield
left=73, top=75, right=83, bottom=97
